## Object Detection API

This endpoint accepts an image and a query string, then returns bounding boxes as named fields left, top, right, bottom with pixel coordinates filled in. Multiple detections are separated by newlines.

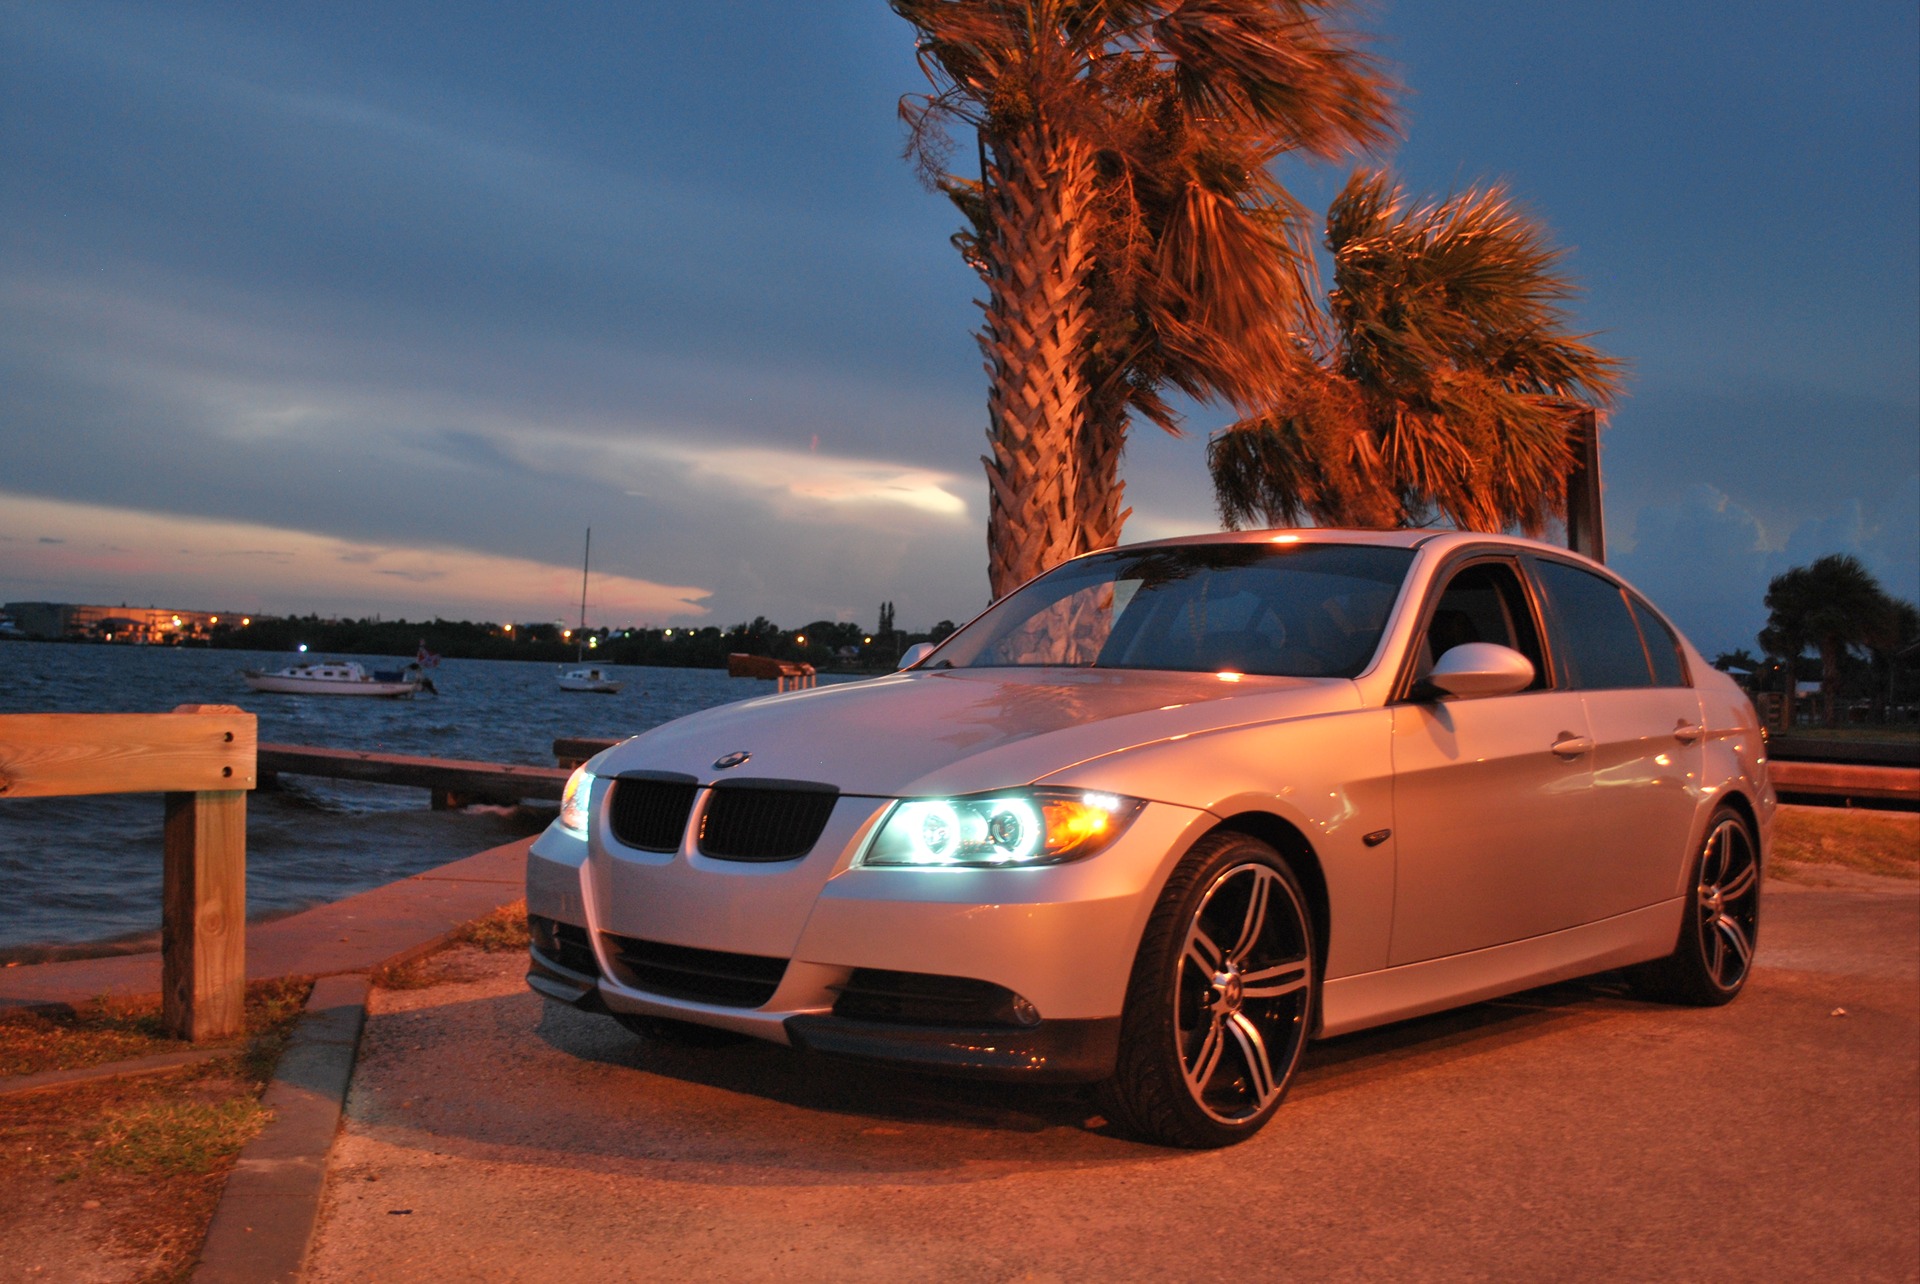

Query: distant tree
left=1712, top=648, right=1761, bottom=674
left=896, top=0, right=1396, bottom=597
left=1865, top=598, right=1920, bottom=721
left=1209, top=169, right=1622, bottom=534
left=1761, top=554, right=1901, bottom=727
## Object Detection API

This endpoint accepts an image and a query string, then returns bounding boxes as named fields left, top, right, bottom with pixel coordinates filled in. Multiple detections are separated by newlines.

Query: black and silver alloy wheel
left=1105, top=833, right=1317, bottom=1148
left=1628, top=805, right=1761, bottom=1006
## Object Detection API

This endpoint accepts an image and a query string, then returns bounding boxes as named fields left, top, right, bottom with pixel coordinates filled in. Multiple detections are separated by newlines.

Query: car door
left=1527, top=557, right=1706, bottom=923
left=1388, top=557, right=1597, bottom=966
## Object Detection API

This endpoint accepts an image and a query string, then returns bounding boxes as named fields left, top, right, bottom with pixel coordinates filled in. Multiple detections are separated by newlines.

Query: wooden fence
left=0, top=705, right=257, bottom=1040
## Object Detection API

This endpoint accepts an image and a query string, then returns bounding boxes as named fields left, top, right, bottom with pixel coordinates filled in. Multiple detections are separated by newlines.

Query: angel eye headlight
left=860, top=789, right=1144, bottom=868
left=558, top=766, right=595, bottom=839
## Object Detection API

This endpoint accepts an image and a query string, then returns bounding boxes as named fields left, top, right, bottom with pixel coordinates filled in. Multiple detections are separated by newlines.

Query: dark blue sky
left=3, top=1, right=1914, bottom=656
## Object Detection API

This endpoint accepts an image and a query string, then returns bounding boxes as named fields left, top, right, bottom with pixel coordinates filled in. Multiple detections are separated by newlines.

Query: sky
left=2, top=1, right=1915, bottom=658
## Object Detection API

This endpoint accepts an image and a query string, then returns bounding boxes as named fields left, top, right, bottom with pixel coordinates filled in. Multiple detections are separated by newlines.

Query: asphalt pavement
left=304, top=881, right=1919, bottom=1282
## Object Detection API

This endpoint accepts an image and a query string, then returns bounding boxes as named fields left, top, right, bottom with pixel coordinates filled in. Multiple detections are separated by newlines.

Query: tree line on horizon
left=204, top=605, right=959, bottom=671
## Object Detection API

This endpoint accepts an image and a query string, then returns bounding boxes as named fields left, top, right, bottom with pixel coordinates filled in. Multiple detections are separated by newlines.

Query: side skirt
left=1319, top=899, right=1685, bottom=1038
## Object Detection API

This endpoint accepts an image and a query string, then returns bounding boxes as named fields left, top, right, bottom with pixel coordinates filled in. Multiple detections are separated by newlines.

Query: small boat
left=242, top=659, right=432, bottom=698
left=557, top=528, right=625, bottom=695
left=557, top=665, right=623, bottom=694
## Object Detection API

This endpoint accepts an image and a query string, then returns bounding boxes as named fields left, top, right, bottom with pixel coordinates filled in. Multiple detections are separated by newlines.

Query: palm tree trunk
left=980, top=125, right=1096, bottom=599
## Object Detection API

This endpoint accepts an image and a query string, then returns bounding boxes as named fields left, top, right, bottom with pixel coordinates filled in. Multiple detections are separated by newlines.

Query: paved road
left=306, top=883, right=1919, bottom=1282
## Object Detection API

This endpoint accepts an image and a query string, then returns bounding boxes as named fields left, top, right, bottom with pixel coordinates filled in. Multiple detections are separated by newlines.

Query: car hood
left=594, top=668, right=1362, bottom=799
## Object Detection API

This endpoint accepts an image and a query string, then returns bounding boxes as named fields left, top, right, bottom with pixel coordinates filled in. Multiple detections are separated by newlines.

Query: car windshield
left=928, top=543, right=1417, bottom=678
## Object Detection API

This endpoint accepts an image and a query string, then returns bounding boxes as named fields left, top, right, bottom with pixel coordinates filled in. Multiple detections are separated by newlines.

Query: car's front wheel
left=1103, top=832, right=1317, bottom=1148
left=1626, top=805, right=1761, bottom=1006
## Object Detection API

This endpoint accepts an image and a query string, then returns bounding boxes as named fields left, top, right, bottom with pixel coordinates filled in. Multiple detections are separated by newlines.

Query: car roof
left=1108, top=527, right=1597, bottom=563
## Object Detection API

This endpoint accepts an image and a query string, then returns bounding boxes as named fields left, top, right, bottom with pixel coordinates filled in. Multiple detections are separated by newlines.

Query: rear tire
left=1627, top=806, right=1760, bottom=1006
left=1102, top=832, right=1317, bottom=1148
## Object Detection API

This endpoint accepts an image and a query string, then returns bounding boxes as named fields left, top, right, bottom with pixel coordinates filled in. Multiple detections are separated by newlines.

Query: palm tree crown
left=1209, top=168, right=1623, bottom=536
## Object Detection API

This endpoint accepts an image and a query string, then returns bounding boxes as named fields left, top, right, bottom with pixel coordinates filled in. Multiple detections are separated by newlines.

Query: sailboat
left=558, top=528, right=624, bottom=694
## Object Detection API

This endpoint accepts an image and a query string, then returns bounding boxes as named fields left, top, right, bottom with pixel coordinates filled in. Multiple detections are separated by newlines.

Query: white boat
left=557, top=666, right=623, bottom=694
left=242, top=659, right=431, bottom=698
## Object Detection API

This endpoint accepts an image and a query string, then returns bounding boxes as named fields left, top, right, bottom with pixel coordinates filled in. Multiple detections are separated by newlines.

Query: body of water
left=0, top=641, right=849, bottom=955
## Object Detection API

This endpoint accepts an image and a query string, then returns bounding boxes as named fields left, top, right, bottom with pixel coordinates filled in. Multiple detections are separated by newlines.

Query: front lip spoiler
left=784, top=1014, right=1121, bottom=1083
left=527, top=947, right=609, bottom=1013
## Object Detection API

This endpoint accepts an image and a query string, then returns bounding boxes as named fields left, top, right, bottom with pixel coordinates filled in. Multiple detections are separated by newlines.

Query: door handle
left=1673, top=721, right=1704, bottom=744
left=1550, top=733, right=1594, bottom=758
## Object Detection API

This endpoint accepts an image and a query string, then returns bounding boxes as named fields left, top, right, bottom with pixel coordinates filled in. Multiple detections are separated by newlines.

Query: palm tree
left=1761, top=554, right=1900, bottom=727
left=895, top=0, right=1396, bottom=597
left=1208, top=169, right=1622, bottom=535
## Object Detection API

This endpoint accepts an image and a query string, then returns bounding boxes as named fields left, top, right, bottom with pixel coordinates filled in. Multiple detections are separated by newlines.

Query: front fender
left=1037, top=707, right=1397, bottom=980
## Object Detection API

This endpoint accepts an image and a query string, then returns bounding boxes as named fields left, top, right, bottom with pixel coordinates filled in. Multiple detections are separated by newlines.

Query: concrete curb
left=192, top=973, right=369, bottom=1284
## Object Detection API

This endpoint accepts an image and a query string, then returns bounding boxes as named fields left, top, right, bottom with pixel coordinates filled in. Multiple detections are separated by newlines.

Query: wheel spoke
left=1224, top=1011, right=1279, bottom=1106
left=1704, top=916, right=1725, bottom=977
left=1719, top=859, right=1758, bottom=903
left=1712, top=914, right=1753, bottom=977
left=1184, top=925, right=1224, bottom=977
left=1229, top=872, right=1271, bottom=963
left=1183, top=1016, right=1225, bottom=1095
left=1240, top=958, right=1310, bottom=1001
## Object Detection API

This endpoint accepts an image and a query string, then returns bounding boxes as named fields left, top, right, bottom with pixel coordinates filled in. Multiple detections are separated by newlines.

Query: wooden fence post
left=162, top=787, right=247, bottom=1040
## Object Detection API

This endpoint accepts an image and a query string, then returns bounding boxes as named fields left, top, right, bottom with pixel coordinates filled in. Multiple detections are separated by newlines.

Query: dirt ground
left=305, top=880, right=1919, bottom=1283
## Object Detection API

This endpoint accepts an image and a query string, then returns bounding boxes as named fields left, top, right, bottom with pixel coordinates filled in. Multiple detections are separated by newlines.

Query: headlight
left=558, top=766, right=595, bottom=839
left=859, top=788, right=1144, bottom=868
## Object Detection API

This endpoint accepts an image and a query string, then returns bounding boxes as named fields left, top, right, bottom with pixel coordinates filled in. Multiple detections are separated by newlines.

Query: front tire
left=1103, top=832, right=1317, bottom=1148
left=1627, top=806, right=1761, bottom=1006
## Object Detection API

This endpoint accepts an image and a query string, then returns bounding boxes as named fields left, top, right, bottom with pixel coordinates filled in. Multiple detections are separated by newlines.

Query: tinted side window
left=1419, top=561, right=1547, bottom=689
left=1532, top=560, right=1654, bottom=690
left=1629, top=593, right=1688, bottom=687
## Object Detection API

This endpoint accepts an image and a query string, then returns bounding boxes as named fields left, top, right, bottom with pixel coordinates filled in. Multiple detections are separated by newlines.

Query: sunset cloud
left=0, top=493, right=711, bottom=624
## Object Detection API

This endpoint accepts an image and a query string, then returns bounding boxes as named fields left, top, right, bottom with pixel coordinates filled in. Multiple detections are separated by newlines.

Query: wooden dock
left=258, top=743, right=570, bottom=809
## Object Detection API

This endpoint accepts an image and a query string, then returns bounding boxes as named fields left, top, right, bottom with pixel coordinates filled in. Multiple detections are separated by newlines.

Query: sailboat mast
left=577, top=527, right=591, bottom=659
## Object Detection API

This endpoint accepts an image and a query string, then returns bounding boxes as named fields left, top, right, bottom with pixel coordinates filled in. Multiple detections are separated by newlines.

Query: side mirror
left=897, top=641, right=936, bottom=671
left=1424, top=642, right=1535, bottom=699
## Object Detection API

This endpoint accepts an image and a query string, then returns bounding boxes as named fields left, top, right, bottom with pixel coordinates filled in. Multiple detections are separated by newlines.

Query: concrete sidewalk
left=0, top=837, right=531, bottom=1012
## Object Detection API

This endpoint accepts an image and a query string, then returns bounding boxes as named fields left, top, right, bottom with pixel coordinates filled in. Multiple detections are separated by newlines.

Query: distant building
left=2, top=601, right=250, bottom=643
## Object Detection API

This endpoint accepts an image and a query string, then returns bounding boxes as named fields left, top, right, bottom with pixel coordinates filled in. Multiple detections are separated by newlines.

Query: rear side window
left=1531, top=560, right=1655, bottom=690
left=1628, top=594, right=1688, bottom=688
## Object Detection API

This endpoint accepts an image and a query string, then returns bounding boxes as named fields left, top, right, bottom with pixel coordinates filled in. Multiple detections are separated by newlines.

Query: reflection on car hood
left=597, top=668, right=1362, bottom=798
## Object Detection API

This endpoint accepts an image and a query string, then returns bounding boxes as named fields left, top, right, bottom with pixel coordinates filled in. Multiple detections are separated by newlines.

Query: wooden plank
left=162, top=789, right=247, bottom=1041
left=257, top=743, right=570, bottom=801
left=0, top=708, right=256, bottom=798
left=1770, top=760, right=1920, bottom=803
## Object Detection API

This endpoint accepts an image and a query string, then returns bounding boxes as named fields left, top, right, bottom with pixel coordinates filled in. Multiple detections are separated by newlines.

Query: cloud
left=0, top=492, right=712, bottom=624
left=1613, top=479, right=1920, bottom=659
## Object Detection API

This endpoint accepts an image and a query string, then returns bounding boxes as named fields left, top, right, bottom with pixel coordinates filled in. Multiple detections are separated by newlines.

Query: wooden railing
left=0, top=705, right=257, bottom=1041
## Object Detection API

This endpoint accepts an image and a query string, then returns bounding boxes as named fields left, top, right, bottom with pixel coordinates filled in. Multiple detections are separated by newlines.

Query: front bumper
left=524, top=797, right=1208, bottom=1083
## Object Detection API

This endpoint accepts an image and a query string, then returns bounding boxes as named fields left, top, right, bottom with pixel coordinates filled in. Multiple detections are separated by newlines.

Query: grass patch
left=0, top=978, right=310, bottom=1280
left=0, top=976, right=311, bottom=1079
left=91, top=1096, right=268, bottom=1176
left=1772, top=805, right=1919, bottom=880
left=373, top=900, right=528, bottom=990
left=452, top=899, right=531, bottom=952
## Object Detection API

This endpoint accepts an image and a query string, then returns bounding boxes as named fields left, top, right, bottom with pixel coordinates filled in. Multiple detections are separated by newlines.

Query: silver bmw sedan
left=526, top=529, right=1771, bottom=1148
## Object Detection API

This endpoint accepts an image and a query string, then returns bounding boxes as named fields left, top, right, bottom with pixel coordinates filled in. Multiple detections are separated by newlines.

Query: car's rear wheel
left=1627, top=806, right=1760, bottom=1006
left=1103, top=832, right=1317, bottom=1148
